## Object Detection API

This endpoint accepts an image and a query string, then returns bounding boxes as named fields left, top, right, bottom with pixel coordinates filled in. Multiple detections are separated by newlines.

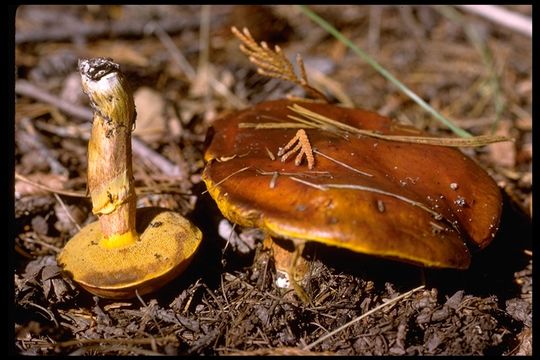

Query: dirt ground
left=13, top=5, right=532, bottom=355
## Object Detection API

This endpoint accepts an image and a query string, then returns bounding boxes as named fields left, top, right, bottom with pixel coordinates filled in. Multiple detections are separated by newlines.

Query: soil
left=12, top=5, right=532, bottom=355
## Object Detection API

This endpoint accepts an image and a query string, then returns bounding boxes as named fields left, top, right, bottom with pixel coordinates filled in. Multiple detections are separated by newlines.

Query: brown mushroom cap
left=202, top=99, right=502, bottom=269
left=57, top=207, right=202, bottom=299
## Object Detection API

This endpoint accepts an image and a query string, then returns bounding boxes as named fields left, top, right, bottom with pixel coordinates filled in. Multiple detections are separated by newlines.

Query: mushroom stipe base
left=58, top=207, right=202, bottom=299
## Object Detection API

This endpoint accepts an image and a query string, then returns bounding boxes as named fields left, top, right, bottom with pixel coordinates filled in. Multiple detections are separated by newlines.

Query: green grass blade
left=296, top=5, right=472, bottom=138
left=435, top=5, right=506, bottom=135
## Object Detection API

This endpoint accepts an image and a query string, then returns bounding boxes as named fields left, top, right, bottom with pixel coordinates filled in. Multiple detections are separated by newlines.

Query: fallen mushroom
left=202, top=99, right=503, bottom=292
left=57, top=58, right=202, bottom=299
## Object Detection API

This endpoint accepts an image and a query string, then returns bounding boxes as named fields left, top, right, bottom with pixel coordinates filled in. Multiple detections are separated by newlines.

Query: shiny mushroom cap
left=202, top=99, right=502, bottom=269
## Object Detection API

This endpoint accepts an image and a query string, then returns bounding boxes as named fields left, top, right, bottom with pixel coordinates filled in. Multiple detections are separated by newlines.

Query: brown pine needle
left=238, top=122, right=312, bottom=129
left=265, top=146, right=276, bottom=160
left=313, top=149, right=373, bottom=177
left=256, top=169, right=332, bottom=178
left=202, top=166, right=251, bottom=195
left=289, top=104, right=513, bottom=147
left=288, top=177, right=444, bottom=220
left=269, top=171, right=279, bottom=189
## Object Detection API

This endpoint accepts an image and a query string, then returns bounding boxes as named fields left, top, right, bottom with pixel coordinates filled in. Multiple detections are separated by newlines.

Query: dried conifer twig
left=277, top=129, right=315, bottom=169
left=231, top=26, right=329, bottom=102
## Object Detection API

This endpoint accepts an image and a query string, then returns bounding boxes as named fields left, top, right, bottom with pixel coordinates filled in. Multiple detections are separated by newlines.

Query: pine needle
left=288, top=177, right=444, bottom=220
left=296, top=5, right=473, bottom=138
left=289, top=104, right=513, bottom=147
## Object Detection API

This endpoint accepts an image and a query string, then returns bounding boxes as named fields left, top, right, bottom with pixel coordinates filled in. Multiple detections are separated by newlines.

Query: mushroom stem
left=79, top=58, right=137, bottom=248
left=264, top=236, right=311, bottom=304
left=288, top=240, right=311, bottom=305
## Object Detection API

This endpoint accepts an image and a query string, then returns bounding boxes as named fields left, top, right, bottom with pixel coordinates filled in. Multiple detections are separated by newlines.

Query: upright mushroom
left=58, top=58, right=202, bottom=299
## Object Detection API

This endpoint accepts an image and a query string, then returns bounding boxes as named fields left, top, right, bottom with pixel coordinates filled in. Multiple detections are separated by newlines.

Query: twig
left=28, top=302, right=59, bottom=327
left=15, top=80, right=183, bottom=177
left=15, top=172, right=85, bottom=197
left=309, top=70, right=355, bottom=108
left=218, top=346, right=335, bottom=356
left=18, top=117, right=69, bottom=176
left=239, top=122, right=312, bottom=129
left=147, top=21, right=196, bottom=80
left=149, top=21, right=247, bottom=109
left=456, top=5, right=531, bottom=38
left=256, top=169, right=332, bottom=178
left=20, top=235, right=62, bottom=253
left=398, top=6, right=426, bottom=45
left=132, top=137, right=182, bottom=177
left=16, top=80, right=94, bottom=120
left=53, top=193, right=82, bottom=231
left=196, top=5, right=213, bottom=117
left=16, top=16, right=201, bottom=44
left=303, top=285, right=425, bottom=351
left=135, top=290, right=165, bottom=338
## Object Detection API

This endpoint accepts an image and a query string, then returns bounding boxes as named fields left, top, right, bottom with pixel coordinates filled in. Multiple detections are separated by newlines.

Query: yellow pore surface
left=58, top=208, right=202, bottom=296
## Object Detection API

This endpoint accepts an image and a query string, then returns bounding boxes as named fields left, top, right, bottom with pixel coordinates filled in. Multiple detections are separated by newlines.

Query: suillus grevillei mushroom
left=202, top=99, right=502, bottom=277
left=57, top=58, right=202, bottom=299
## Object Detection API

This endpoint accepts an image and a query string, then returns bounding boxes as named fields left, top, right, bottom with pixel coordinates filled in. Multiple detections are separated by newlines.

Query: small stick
left=456, top=5, right=531, bottom=37
left=53, top=193, right=82, bottom=231
left=16, top=80, right=183, bottom=177
left=20, top=235, right=62, bottom=253
left=15, top=172, right=85, bottom=198
left=16, top=80, right=94, bottom=120
left=150, top=21, right=247, bottom=109
left=148, top=21, right=196, bottom=80
left=18, top=117, right=69, bottom=176
left=16, top=16, right=200, bottom=44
